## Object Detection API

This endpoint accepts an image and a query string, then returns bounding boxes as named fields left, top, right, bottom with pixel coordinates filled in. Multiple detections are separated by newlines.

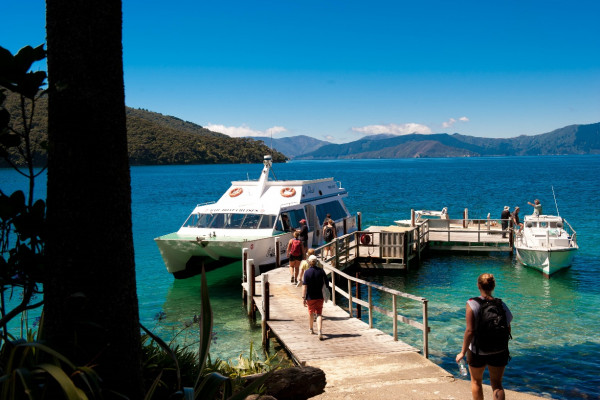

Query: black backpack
left=472, top=297, right=512, bottom=354
left=324, top=226, right=334, bottom=242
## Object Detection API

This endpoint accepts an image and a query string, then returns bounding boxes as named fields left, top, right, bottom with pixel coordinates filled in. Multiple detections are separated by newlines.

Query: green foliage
left=0, top=45, right=46, bottom=100
left=0, top=46, right=46, bottom=342
left=0, top=333, right=103, bottom=399
left=141, top=269, right=275, bottom=400
left=0, top=46, right=48, bottom=177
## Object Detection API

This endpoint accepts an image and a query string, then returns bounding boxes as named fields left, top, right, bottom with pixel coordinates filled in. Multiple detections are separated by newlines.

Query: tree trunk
left=45, top=1, right=142, bottom=398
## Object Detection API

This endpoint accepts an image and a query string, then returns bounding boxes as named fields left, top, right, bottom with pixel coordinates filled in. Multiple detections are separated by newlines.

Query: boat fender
left=360, top=233, right=372, bottom=245
left=229, top=187, right=243, bottom=197
left=280, top=187, right=296, bottom=197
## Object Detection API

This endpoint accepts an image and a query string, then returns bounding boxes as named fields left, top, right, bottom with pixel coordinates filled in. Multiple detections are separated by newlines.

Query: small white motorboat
left=514, top=214, right=578, bottom=276
left=395, top=207, right=449, bottom=227
left=155, top=155, right=357, bottom=278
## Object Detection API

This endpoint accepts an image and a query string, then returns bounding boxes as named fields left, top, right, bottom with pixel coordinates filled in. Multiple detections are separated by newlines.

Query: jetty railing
left=309, top=233, right=430, bottom=357
left=425, top=217, right=512, bottom=242
left=242, top=232, right=431, bottom=357
left=323, top=245, right=430, bottom=357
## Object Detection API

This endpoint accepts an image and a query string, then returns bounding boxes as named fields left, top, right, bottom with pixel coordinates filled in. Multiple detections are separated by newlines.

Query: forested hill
left=125, top=108, right=286, bottom=164
left=1, top=92, right=287, bottom=166
left=295, top=123, right=600, bottom=159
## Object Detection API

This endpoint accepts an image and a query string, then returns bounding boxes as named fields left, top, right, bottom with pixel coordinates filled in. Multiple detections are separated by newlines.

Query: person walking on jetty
left=511, top=206, right=522, bottom=230
left=302, top=255, right=327, bottom=340
left=456, top=273, right=513, bottom=400
left=298, top=219, right=309, bottom=255
left=500, top=206, right=511, bottom=238
left=287, top=231, right=304, bottom=284
left=322, top=213, right=336, bottom=230
left=322, top=219, right=336, bottom=262
left=297, top=248, right=321, bottom=287
left=527, top=199, right=543, bottom=216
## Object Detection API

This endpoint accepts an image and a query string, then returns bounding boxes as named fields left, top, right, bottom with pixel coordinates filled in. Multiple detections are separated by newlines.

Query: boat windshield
left=183, top=213, right=277, bottom=229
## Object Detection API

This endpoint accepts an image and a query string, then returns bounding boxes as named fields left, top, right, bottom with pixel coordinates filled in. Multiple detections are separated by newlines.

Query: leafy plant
left=0, top=45, right=47, bottom=345
left=141, top=268, right=272, bottom=400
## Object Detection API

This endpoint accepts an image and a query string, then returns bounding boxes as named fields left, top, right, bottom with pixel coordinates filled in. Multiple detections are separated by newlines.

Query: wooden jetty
left=351, top=210, right=514, bottom=270
left=239, top=208, right=514, bottom=360
left=238, top=214, right=547, bottom=399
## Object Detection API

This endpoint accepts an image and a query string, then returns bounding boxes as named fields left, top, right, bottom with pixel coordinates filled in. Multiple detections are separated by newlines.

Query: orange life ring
left=229, top=187, right=243, bottom=197
left=280, top=187, right=296, bottom=197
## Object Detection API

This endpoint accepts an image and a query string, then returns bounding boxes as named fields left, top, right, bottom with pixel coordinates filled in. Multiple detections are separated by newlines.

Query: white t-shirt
left=467, top=296, right=513, bottom=355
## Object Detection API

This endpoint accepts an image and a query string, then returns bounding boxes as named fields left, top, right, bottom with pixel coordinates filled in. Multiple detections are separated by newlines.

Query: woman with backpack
left=456, top=273, right=513, bottom=400
left=287, top=230, right=305, bottom=284
left=322, top=219, right=336, bottom=263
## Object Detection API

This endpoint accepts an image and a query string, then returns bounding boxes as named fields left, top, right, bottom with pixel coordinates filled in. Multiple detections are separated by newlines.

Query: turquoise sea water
left=1, top=155, right=599, bottom=399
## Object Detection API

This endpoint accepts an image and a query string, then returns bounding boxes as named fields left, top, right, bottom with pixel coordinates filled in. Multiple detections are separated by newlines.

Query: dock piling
left=422, top=299, right=429, bottom=358
left=242, top=248, right=248, bottom=303
left=368, top=285, right=373, bottom=328
left=246, top=259, right=255, bottom=317
left=261, top=274, right=270, bottom=349
left=275, top=238, right=281, bottom=268
left=355, top=272, right=361, bottom=319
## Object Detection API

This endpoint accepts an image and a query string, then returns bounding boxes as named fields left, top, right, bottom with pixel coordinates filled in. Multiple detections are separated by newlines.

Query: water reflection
left=159, top=262, right=263, bottom=361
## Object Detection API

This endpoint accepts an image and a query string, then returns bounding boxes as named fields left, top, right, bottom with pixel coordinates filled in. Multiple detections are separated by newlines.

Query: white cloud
left=352, top=123, right=432, bottom=136
left=442, top=116, right=470, bottom=129
left=205, top=123, right=287, bottom=138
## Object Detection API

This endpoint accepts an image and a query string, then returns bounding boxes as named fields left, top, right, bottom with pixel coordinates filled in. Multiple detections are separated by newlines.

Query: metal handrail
left=316, top=233, right=430, bottom=358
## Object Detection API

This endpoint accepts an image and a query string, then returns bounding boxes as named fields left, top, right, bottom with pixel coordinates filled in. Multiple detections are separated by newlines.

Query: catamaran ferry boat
left=514, top=214, right=578, bottom=276
left=155, top=155, right=357, bottom=278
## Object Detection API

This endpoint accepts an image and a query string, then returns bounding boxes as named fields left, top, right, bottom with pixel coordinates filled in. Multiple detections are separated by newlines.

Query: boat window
left=540, top=222, right=547, bottom=228
left=241, top=214, right=262, bottom=229
left=316, top=201, right=347, bottom=224
left=259, top=215, right=277, bottom=229
left=183, top=213, right=215, bottom=228
left=185, top=213, right=277, bottom=229
left=209, top=214, right=226, bottom=228
left=288, top=209, right=306, bottom=229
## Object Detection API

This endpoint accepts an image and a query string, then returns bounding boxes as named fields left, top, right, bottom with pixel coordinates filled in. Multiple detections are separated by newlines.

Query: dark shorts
left=290, top=254, right=303, bottom=262
left=306, top=299, right=324, bottom=315
left=467, top=349, right=510, bottom=368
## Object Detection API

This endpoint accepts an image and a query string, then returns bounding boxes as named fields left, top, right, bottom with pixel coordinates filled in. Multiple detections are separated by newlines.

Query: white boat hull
left=154, top=156, right=356, bottom=278
left=514, top=214, right=578, bottom=276
left=155, top=232, right=291, bottom=277
left=515, top=246, right=576, bottom=276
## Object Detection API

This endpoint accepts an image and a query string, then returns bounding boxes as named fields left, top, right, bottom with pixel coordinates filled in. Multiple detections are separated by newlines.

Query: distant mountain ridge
left=4, top=91, right=597, bottom=163
left=294, top=123, right=600, bottom=159
left=248, top=135, right=330, bottom=158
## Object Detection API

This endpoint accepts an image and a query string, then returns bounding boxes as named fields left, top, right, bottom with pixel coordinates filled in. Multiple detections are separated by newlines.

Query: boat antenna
left=552, top=185, right=560, bottom=217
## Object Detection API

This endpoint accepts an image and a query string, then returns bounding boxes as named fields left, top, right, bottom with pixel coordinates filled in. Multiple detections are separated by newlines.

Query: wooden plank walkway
left=250, top=266, right=418, bottom=366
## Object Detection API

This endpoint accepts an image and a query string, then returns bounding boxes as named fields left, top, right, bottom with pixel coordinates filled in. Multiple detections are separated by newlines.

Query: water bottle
left=458, top=358, right=468, bottom=377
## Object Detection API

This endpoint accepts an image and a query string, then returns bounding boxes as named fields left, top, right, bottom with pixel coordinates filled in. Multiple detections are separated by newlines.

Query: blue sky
left=2, top=1, right=599, bottom=143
